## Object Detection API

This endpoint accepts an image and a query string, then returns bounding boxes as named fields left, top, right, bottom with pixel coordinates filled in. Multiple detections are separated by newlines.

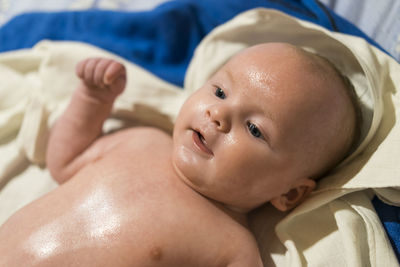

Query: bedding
left=185, top=9, right=400, bottom=265
left=0, top=1, right=399, bottom=266
left=0, top=0, right=383, bottom=87
left=0, top=0, right=167, bottom=26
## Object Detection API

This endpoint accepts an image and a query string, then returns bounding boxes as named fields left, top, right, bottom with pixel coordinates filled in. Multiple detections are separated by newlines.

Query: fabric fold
left=185, top=8, right=400, bottom=266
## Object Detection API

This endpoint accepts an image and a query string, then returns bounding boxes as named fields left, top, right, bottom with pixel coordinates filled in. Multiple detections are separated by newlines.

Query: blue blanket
left=0, top=0, right=397, bottom=261
left=0, top=0, right=382, bottom=87
left=373, top=197, right=400, bottom=262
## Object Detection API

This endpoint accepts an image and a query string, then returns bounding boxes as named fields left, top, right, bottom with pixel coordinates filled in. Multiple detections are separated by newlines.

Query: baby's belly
left=0, top=159, right=202, bottom=266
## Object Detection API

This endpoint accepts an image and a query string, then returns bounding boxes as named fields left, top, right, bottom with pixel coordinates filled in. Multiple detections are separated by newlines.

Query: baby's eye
left=247, top=122, right=263, bottom=138
left=215, top=87, right=226, bottom=99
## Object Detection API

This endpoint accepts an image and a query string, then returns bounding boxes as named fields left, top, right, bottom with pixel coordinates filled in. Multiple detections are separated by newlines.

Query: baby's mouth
left=192, top=130, right=213, bottom=156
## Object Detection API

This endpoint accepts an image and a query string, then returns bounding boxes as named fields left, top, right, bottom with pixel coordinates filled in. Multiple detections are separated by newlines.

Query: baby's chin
left=171, top=151, right=204, bottom=188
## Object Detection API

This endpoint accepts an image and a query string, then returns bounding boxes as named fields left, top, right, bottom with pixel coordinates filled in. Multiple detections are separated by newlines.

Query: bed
left=0, top=0, right=399, bottom=266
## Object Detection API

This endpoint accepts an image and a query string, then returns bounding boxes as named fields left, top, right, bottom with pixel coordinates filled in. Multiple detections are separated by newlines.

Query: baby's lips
left=193, top=130, right=214, bottom=156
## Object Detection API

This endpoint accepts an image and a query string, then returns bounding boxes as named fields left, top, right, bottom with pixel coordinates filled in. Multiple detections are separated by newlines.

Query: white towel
left=185, top=9, right=400, bottom=266
left=0, top=41, right=184, bottom=222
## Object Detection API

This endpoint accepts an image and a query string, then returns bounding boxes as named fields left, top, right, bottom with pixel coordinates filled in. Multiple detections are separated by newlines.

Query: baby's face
left=172, top=43, right=354, bottom=211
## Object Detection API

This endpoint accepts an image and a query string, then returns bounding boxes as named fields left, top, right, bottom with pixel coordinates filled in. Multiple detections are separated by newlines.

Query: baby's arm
left=46, top=58, right=126, bottom=184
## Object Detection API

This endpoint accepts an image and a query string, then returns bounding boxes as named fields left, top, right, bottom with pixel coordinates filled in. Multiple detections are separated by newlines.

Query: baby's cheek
left=219, top=147, right=253, bottom=175
left=232, top=145, right=270, bottom=176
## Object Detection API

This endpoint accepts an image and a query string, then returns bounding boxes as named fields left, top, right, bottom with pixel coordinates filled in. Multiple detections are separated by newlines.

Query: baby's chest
left=119, top=201, right=236, bottom=266
left=71, top=158, right=239, bottom=265
left=67, top=130, right=247, bottom=266
left=76, top=179, right=238, bottom=266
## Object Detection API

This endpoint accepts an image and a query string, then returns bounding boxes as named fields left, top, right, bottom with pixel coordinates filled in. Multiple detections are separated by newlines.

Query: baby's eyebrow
left=262, top=109, right=275, bottom=123
left=225, top=69, right=236, bottom=84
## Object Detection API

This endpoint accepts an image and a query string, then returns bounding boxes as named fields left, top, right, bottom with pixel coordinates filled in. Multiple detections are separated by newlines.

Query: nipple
left=149, top=246, right=163, bottom=261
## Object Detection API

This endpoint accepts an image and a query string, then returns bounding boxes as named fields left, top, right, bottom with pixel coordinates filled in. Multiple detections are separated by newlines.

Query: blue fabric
left=0, top=0, right=383, bottom=87
left=372, top=196, right=400, bottom=263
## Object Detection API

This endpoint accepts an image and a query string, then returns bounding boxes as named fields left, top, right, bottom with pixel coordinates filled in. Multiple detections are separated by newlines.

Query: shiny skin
left=0, top=43, right=355, bottom=266
left=172, top=43, right=355, bottom=212
left=0, top=128, right=260, bottom=266
left=0, top=58, right=261, bottom=267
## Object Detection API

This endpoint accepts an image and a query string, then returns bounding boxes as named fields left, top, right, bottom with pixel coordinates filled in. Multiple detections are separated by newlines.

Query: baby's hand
left=76, top=58, right=127, bottom=103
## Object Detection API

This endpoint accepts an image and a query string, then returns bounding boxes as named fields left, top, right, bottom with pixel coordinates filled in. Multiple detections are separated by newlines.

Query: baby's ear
left=270, top=178, right=316, bottom=212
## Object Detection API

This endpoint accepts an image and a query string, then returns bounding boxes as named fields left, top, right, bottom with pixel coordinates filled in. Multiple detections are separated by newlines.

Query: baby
left=0, top=43, right=360, bottom=266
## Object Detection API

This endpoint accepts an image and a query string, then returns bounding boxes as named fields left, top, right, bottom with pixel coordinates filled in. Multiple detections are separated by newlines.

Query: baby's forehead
left=224, top=45, right=328, bottom=87
left=232, top=43, right=306, bottom=62
left=230, top=43, right=333, bottom=74
left=241, top=47, right=342, bottom=97
left=219, top=44, right=350, bottom=119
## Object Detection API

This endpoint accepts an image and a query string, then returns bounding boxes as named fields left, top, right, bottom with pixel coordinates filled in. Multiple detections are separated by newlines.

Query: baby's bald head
left=293, top=46, right=361, bottom=177
left=233, top=43, right=361, bottom=178
left=172, top=42, right=362, bottom=212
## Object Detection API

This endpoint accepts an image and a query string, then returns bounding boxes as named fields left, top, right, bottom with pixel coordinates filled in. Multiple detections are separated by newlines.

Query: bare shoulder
left=204, top=214, right=263, bottom=267
left=67, top=126, right=171, bottom=175
left=107, top=126, right=171, bottom=141
left=226, top=228, right=263, bottom=267
left=121, top=126, right=171, bottom=137
left=94, top=126, right=172, bottom=152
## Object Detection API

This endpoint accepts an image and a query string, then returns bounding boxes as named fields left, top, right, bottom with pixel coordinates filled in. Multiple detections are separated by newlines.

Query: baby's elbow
left=47, top=164, right=68, bottom=184
left=46, top=155, right=73, bottom=184
left=49, top=168, right=71, bottom=184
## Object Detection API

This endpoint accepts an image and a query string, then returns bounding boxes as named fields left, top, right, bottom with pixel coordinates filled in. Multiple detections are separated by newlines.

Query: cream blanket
left=0, top=8, right=399, bottom=267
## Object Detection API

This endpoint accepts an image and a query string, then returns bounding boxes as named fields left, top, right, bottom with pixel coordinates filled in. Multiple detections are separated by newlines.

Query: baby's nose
left=207, top=105, right=231, bottom=132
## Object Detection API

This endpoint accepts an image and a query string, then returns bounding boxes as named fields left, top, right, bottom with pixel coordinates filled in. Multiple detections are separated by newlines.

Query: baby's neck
left=169, top=158, right=249, bottom=228
left=208, top=199, right=249, bottom=228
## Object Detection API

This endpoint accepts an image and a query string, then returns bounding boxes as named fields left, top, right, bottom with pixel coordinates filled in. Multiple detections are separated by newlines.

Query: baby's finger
left=83, top=58, right=101, bottom=85
left=104, top=61, right=126, bottom=85
left=75, top=59, right=88, bottom=79
left=112, top=75, right=127, bottom=95
left=94, top=59, right=112, bottom=87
